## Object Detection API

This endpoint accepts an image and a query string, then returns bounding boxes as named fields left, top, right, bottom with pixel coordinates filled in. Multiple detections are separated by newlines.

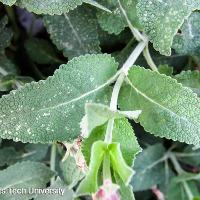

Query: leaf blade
left=43, top=6, right=100, bottom=59
left=0, top=54, right=118, bottom=143
left=119, top=66, right=200, bottom=146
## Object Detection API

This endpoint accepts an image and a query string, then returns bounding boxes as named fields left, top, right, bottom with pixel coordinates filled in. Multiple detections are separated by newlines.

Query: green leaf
left=81, top=103, right=141, bottom=137
left=82, top=118, right=141, bottom=166
left=21, top=144, right=49, bottom=161
left=176, top=145, right=200, bottom=166
left=96, top=0, right=126, bottom=35
left=174, top=172, right=200, bottom=182
left=0, top=147, right=20, bottom=166
left=173, top=12, right=200, bottom=55
left=137, top=0, right=200, bottom=55
left=0, top=0, right=16, bottom=6
left=83, top=0, right=112, bottom=13
left=158, top=65, right=173, bottom=76
left=109, top=142, right=134, bottom=185
left=78, top=140, right=134, bottom=195
left=15, top=0, right=83, bottom=15
left=0, top=16, right=13, bottom=53
left=168, top=177, right=199, bottom=200
left=175, top=70, right=200, bottom=96
left=0, top=161, right=54, bottom=200
left=43, top=6, right=100, bottom=59
left=35, top=178, right=74, bottom=200
left=0, top=145, right=48, bottom=166
left=119, top=0, right=142, bottom=30
left=119, top=66, right=200, bottom=146
left=60, top=156, right=83, bottom=188
left=25, top=38, right=61, bottom=64
left=114, top=173, right=135, bottom=200
left=131, top=144, right=166, bottom=191
left=77, top=141, right=106, bottom=196
left=96, top=0, right=142, bottom=35
left=0, top=54, right=118, bottom=143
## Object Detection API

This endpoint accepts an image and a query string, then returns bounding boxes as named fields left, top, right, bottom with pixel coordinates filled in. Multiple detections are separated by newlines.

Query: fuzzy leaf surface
left=43, top=6, right=100, bottom=59
left=173, top=12, right=200, bottom=55
left=131, top=144, right=166, bottom=191
left=82, top=118, right=141, bottom=166
left=25, top=38, right=61, bottom=64
left=77, top=141, right=106, bottom=195
left=16, top=0, right=83, bottom=15
left=35, top=178, right=74, bottom=200
left=119, top=66, right=200, bottom=146
left=0, top=0, right=16, bottom=6
left=0, top=161, right=54, bottom=200
left=0, top=54, right=117, bottom=143
left=81, top=103, right=141, bottom=137
left=175, top=70, right=200, bottom=96
left=137, top=0, right=200, bottom=55
left=96, top=0, right=126, bottom=35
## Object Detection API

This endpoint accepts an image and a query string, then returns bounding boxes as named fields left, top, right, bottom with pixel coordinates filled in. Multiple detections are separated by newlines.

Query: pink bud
left=92, top=179, right=120, bottom=200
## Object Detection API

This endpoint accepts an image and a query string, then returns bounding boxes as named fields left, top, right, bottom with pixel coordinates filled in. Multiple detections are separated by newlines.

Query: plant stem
left=110, top=73, right=125, bottom=111
left=169, top=153, right=193, bottom=200
left=122, top=38, right=148, bottom=74
left=143, top=45, right=158, bottom=71
left=103, top=153, right=111, bottom=180
left=50, top=143, right=57, bottom=185
left=104, top=39, right=148, bottom=144
left=118, top=0, right=144, bottom=41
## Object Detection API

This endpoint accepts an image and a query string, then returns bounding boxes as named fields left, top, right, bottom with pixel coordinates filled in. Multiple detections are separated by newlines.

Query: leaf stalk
left=105, top=38, right=148, bottom=144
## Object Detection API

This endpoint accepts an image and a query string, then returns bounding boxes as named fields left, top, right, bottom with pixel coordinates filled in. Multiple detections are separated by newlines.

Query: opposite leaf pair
left=77, top=141, right=133, bottom=196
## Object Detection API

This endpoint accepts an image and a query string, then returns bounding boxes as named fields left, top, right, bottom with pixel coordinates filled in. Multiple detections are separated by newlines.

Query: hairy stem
left=169, top=153, right=193, bottom=200
left=105, top=38, right=148, bottom=143
left=50, top=143, right=57, bottom=185
left=143, top=45, right=158, bottom=71
left=118, top=0, right=144, bottom=41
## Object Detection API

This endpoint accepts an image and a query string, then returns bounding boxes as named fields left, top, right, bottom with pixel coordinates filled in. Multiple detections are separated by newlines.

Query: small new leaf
left=109, top=142, right=134, bottom=185
left=77, top=141, right=107, bottom=196
left=81, top=103, right=141, bottom=138
left=82, top=118, right=141, bottom=167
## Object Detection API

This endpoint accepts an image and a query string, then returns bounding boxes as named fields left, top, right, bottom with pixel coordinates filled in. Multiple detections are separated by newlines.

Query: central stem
left=104, top=38, right=148, bottom=144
